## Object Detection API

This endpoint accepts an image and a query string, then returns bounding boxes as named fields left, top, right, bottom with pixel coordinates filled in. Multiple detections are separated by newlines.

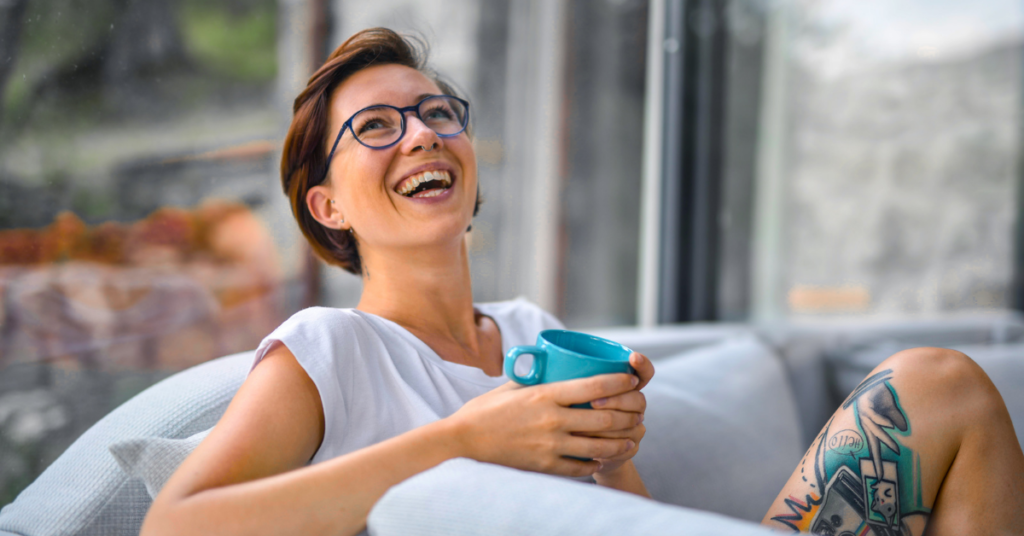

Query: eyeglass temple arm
left=323, top=123, right=348, bottom=179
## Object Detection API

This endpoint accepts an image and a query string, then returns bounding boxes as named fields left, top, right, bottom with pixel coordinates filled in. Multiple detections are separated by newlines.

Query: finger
left=574, top=423, right=645, bottom=440
left=563, top=408, right=641, bottom=433
left=590, top=389, right=646, bottom=413
left=546, top=456, right=602, bottom=478
left=544, top=373, right=638, bottom=406
left=561, top=435, right=634, bottom=460
left=630, top=352, right=655, bottom=390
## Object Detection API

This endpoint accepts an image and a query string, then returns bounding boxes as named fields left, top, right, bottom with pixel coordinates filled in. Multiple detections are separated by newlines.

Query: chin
left=398, top=217, right=473, bottom=248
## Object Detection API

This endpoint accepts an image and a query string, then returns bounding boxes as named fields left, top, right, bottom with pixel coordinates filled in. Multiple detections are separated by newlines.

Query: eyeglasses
left=322, top=94, right=470, bottom=181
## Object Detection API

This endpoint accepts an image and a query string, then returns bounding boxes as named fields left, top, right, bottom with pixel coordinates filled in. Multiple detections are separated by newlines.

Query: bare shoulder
left=154, top=344, right=326, bottom=503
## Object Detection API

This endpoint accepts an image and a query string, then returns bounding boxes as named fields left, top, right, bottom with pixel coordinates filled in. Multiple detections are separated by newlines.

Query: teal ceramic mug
left=504, top=329, right=636, bottom=404
left=505, top=330, right=637, bottom=461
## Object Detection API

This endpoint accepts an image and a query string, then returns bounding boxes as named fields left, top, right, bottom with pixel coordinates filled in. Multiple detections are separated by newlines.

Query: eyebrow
left=344, top=93, right=440, bottom=119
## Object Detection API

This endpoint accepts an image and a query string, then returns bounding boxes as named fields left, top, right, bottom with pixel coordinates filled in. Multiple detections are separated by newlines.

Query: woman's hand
left=447, top=351, right=655, bottom=481
left=447, top=371, right=642, bottom=477
left=588, top=352, right=654, bottom=476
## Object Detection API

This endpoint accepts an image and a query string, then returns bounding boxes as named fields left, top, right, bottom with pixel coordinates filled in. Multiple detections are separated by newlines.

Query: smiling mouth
left=395, top=170, right=453, bottom=198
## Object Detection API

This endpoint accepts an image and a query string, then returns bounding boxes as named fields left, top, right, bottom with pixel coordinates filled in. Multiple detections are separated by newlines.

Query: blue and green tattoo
left=771, top=370, right=931, bottom=535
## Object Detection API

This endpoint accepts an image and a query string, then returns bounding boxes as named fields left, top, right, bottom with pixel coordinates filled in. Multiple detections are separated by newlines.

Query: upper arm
left=154, top=344, right=325, bottom=505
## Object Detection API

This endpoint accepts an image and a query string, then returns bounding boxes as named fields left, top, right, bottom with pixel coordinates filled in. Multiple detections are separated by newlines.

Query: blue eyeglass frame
left=320, top=94, right=470, bottom=183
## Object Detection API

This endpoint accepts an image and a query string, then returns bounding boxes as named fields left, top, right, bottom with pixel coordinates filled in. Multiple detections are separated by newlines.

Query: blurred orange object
left=0, top=201, right=285, bottom=371
left=787, top=285, right=871, bottom=314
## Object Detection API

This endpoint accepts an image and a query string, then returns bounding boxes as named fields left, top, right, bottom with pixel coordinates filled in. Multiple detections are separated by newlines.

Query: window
left=751, top=0, right=1024, bottom=319
left=0, top=0, right=305, bottom=503
left=643, top=0, right=1024, bottom=322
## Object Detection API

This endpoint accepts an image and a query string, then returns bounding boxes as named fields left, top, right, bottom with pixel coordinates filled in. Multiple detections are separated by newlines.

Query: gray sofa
left=2, top=315, right=1023, bottom=536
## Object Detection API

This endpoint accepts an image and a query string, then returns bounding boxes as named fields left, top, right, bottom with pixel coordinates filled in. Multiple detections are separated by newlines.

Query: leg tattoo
left=770, top=370, right=930, bottom=535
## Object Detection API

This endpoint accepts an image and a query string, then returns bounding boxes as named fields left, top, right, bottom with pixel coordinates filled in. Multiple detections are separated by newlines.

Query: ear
left=306, top=185, right=347, bottom=230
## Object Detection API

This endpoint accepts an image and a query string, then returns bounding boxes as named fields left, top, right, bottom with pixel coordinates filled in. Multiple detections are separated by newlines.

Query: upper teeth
left=397, top=170, right=452, bottom=196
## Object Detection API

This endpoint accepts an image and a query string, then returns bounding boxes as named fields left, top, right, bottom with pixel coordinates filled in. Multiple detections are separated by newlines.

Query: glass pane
left=0, top=0, right=308, bottom=503
left=751, top=0, right=1024, bottom=319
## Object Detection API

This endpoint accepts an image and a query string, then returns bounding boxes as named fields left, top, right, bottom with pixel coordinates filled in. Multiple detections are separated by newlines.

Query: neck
left=356, top=237, right=480, bottom=354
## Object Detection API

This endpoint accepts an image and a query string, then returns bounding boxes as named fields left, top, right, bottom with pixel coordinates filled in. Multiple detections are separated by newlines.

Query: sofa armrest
left=369, top=458, right=778, bottom=536
left=0, top=352, right=252, bottom=536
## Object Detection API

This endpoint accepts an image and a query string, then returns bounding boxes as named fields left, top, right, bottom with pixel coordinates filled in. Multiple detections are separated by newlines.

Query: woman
left=142, top=28, right=654, bottom=536
left=144, top=28, right=1024, bottom=536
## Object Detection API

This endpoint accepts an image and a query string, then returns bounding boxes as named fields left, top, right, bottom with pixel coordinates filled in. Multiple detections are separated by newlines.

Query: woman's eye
left=357, top=118, right=386, bottom=134
left=424, top=106, right=455, bottom=121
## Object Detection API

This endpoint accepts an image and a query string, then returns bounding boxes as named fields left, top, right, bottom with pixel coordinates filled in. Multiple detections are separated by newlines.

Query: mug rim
left=537, top=329, right=634, bottom=362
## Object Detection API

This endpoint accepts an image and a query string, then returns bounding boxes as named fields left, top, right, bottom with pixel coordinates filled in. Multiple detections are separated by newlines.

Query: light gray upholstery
left=634, top=336, right=803, bottom=522
left=0, top=352, right=252, bottom=536
left=369, top=458, right=779, bottom=536
left=588, top=324, right=752, bottom=360
left=110, top=429, right=212, bottom=499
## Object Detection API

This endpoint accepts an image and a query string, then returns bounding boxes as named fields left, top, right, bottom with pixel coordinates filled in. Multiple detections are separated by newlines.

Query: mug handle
left=504, top=346, right=546, bottom=385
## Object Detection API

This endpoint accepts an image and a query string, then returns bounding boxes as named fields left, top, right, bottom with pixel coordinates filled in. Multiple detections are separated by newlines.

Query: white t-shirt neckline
left=350, top=303, right=511, bottom=386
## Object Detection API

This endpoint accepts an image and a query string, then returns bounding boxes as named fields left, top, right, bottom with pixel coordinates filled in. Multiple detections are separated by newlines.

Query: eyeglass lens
left=350, top=96, right=468, bottom=148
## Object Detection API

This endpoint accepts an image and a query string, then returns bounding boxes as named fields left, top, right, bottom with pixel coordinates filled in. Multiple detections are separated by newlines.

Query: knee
left=881, top=347, right=1003, bottom=412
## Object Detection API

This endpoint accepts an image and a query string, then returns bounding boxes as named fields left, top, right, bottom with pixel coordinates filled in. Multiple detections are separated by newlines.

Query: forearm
left=143, top=418, right=464, bottom=536
left=593, top=460, right=650, bottom=498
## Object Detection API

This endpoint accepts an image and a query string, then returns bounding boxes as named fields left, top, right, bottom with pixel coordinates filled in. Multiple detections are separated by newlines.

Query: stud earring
left=330, top=200, right=335, bottom=204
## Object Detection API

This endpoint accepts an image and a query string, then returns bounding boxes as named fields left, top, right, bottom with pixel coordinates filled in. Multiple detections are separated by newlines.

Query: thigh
left=761, top=347, right=1024, bottom=536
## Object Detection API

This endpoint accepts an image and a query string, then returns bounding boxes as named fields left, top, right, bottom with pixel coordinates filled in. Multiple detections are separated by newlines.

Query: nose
left=400, top=112, right=443, bottom=154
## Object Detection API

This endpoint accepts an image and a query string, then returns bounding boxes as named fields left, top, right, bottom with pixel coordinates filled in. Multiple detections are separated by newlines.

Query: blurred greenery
left=71, top=186, right=116, bottom=220
left=4, top=0, right=120, bottom=127
left=1, top=0, right=277, bottom=135
left=181, top=0, right=277, bottom=81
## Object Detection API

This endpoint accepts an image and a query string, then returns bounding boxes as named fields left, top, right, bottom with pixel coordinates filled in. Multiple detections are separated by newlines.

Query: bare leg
left=762, top=347, right=1024, bottom=536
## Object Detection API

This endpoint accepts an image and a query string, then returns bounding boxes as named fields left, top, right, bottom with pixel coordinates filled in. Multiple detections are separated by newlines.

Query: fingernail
left=592, top=397, right=608, bottom=407
left=596, top=462, right=604, bottom=472
left=639, top=413, right=645, bottom=424
left=631, top=375, right=639, bottom=387
left=635, top=353, right=645, bottom=364
left=626, top=440, right=635, bottom=450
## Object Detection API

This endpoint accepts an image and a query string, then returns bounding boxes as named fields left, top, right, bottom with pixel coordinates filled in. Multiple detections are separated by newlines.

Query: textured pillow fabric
left=0, top=352, right=252, bottom=536
left=633, top=335, right=804, bottom=522
left=370, top=458, right=779, bottom=536
left=110, top=428, right=211, bottom=499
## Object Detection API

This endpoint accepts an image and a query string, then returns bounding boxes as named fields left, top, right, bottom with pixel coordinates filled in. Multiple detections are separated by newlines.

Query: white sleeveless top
left=251, top=298, right=564, bottom=463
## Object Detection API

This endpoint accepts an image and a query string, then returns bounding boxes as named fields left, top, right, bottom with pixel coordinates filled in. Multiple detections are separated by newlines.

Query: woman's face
left=312, top=63, right=477, bottom=256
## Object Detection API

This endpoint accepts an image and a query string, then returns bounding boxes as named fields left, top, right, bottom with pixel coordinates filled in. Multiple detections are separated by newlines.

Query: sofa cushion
left=369, top=458, right=778, bottom=536
left=109, top=428, right=211, bottom=499
left=634, top=335, right=804, bottom=522
left=588, top=324, right=753, bottom=360
left=0, top=352, right=252, bottom=536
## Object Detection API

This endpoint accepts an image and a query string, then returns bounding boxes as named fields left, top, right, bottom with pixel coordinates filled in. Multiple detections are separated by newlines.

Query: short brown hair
left=281, top=28, right=479, bottom=275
